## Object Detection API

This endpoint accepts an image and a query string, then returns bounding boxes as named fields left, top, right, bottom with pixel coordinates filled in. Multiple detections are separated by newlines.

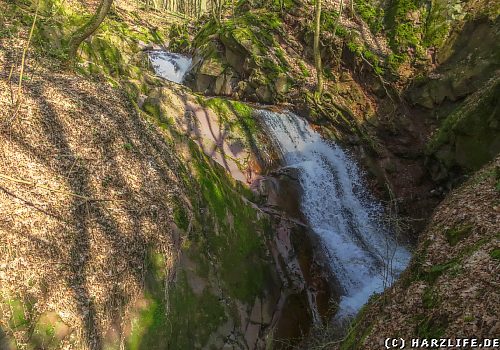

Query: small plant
left=463, top=315, right=475, bottom=322
left=298, top=61, right=310, bottom=77
left=444, top=224, right=473, bottom=246
left=490, top=249, right=500, bottom=261
left=123, top=142, right=134, bottom=151
left=422, top=287, right=439, bottom=309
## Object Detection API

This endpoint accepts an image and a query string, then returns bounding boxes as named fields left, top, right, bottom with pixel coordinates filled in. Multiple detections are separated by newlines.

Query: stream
left=258, top=110, right=411, bottom=318
left=148, top=50, right=192, bottom=83
left=150, top=51, right=411, bottom=319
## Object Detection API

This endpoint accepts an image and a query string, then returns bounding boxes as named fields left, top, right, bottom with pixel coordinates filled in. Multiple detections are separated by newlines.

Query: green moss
left=321, top=10, right=348, bottom=37
left=346, top=39, right=385, bottom=75
left=186, top=140, right=273, bottom=303
left=423, top=0, right=472, bottom=48
left=387, top=52, right=405, bottom=70
left=422, top=287, right=440, bottom=309
left=339, top=302, right=375, bottom=350
left=298, top=61, right=310, bottom=78
left=127, top=296, right=168, bottom=350
left=490, top=249, right=500, bottom=261
left=121, top=134, right=275, bottom=349
left=193, top=19, right=219, bottom=49
left=427, top=75, right=500, bottom=174
left=32, top=0, right=166, bottom=82
left=0, top=294, right=70, bottom=349
left=201, top=97, right=259, bottom=151
left=7, top=299, right=30, bottom=330
left=173, top=200, right=189, bottom=232
left=142, top=101, right=161, bottom=120
left=444, top=224, right=473, bottom=246
left=415, top=314, right=448, bottom=338
left=128, top=261, right=226, bottom=350
left=195, top=9, right=290, bottom=86
left=423, top=0, right=450, bottom=47
left=166, top=272, right=227, bottom=349
left=384, top=0, right=425, bottom=59
left=354, top=0, right=385, bottom=33
left=31, top=312, right=69, bottom=349
left=419, top=259, right=458, bottom=284
left=413, top=234, right=491, bottom=285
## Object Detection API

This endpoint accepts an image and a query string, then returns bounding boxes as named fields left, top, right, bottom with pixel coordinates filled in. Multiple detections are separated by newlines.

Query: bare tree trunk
left=314, top=0, right=323, bottom=97
left=332, top=0, right=344, bottom=42
left=211, top=0, right=223, bottom=22
left=67, top=0, right=114, bottom=62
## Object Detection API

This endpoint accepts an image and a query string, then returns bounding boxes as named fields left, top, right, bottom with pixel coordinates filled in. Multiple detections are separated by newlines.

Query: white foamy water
left=259, top=110, right=411, bottom=318
left=149, top=51, right=192, bottom=84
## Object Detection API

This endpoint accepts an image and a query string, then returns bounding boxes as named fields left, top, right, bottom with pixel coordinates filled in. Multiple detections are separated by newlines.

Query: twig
left=9, top=0, right=40, bottom=123
left=0, top=173, right=122, bottom=202
left=260, top=206, right=308, bottom=227
left=359, top=52, right=400, bottom=105
left=7, top=61, right=16, bottom=105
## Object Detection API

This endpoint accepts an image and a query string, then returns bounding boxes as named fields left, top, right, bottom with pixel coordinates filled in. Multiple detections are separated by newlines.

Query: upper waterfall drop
left=258, top=110, right=411, bottom=318
left=149, top=51, right=192, bottom=84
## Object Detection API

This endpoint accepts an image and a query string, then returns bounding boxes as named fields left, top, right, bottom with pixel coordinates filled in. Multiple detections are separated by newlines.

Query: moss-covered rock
left=184, top=9, right=292, bottom=103
left=426, top=74, right=500, bottom=182
left=410, top=18, right=500, bottom=109
left=117, top=135, right=283, bottom=349
left=33, top=0, right=167, bottom=90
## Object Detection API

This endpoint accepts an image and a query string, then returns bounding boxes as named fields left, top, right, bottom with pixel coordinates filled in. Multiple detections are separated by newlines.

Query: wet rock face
left=254, top=166, right=340, bottom=346
left=258, top=168, right=304, bottom=220
left=138, top=88, right=328, bottom=348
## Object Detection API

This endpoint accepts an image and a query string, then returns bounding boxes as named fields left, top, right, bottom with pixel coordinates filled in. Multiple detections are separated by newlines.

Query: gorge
left=0, top=0, right=498, bottom=349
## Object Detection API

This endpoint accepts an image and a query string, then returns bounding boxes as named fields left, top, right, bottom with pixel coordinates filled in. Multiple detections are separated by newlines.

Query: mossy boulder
left=409, top=19, right=500, bottom=109
left=426, top=75, right=500, bottom=182
left=185, top=10, right=291, bottom=104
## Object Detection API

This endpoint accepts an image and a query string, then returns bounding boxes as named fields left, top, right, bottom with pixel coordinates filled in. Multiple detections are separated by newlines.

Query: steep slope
left=1, top=0, right=499, bottom=349
left=168, top=1, right=500, bottom=347
left=0, top=63, right=184, bottom=349
left=0, top=2, right=314, bottom=349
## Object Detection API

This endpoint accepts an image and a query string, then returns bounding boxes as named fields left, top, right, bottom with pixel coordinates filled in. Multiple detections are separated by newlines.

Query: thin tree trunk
left=332, top=0, right=344, bottom=91
left=66, top=0, right=114, bottom=62
left=314, top=0, right=323, bottom=97
left=331, top=0, right=344, bottom=44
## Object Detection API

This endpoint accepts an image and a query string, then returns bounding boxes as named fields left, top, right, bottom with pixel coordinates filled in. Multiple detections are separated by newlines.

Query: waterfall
left=258, top=110, right=411, bottom=318
left=149, top=51, right=192, bottom=84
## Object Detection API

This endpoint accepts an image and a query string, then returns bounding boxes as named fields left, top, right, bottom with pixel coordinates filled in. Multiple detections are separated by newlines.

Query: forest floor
left=0, top=20, right=187, bottom=347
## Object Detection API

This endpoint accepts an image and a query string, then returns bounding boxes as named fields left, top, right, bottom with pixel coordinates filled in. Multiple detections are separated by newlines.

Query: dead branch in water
left=260, top=206, right=308, bottom=228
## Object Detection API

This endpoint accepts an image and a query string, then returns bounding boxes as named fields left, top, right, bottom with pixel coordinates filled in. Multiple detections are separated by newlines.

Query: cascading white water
left=149, top=51, right=192, bottom=84
left=258, top=110, right=411, bottom=318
